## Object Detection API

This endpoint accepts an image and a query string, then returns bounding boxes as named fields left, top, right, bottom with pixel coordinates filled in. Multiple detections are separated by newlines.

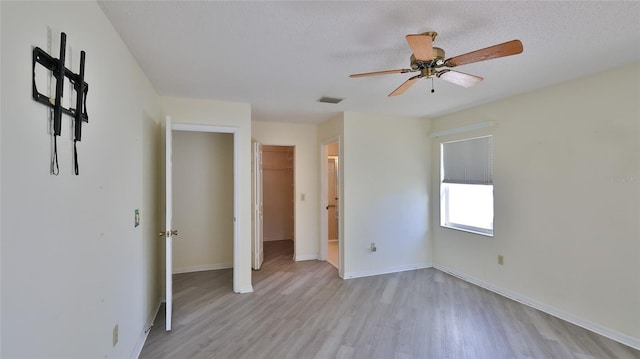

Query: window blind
left=442, top=135, right=493, bottom=185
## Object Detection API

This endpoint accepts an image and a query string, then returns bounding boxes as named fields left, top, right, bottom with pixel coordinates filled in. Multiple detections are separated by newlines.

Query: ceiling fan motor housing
left=410, top=47, right=446, bottom=71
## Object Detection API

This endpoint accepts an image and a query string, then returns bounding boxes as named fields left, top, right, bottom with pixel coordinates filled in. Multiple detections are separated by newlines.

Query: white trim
left=343, top=263, right=432, bottom=279
left=171, top=122, right=242, bottom=294
left=173, top=263, right=233, bottom=274
left=165, top=116, right=173, bottom=331
left=434, top=264, right=640, bottom=351
left=441, top=223, right=494, bottom=237
left=319, top=139, right=331, bottom=262
left=130, top=301, right=162, bottom=359
left=237, top=285, right=254, bottom=294
left=251, top=141, right=264, bottom=271
left=294, top=254, right=319, bottom=261
left=172, top=123, right=237, bottom=134
left=429, top=121, right=496, bottom=138
left=232, top=127, right=241, bottom=294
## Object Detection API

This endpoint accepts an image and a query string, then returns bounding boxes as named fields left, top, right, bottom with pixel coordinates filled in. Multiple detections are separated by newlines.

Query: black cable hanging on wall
left=32, top=32, right=88, bottom=175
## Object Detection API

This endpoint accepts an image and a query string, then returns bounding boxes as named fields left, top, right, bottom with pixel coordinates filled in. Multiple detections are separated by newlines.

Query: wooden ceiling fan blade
left=406, top=34, right=433, bottom=61
left=349, top=69, right=412, bottom=78
left=437, top=70, right=483, bottom=88
left=388, top=75, right=420, bottom=97
left=445, top=39, right=523, bottom=67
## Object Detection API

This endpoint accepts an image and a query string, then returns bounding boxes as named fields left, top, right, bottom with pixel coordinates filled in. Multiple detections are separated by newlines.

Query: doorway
left=162, top=120, right=241, bottom=331
left=172, top=131, right=234, bottom=275
left=325, top=142, right=339, bottom=268
left=254, top=145, right=295, bottom=266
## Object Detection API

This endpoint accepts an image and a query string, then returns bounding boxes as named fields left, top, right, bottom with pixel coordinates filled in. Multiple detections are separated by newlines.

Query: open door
left=320, top=139, right=341, bottom=273
left=252, top=141, right=264, bottom=270
left=164, top=115, right=174, bottom=331
left=326, top=155, right=339, bottom=268
left=327, top=156, right=339, bottom=241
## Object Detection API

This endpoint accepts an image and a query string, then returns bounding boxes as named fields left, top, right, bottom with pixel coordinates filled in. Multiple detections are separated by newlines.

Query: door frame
left=164, top=116, right=173, bottom=331
left=251, top=140, right=264, bottom=270
left=320, top=136, right=343, bottom=277
left=171, top=123, right=241, bottom=292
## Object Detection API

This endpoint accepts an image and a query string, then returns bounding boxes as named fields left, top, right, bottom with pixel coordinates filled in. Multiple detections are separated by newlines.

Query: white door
left=164, top=115, right=174, bottom=331
left=252, top=141, right=264, bottom=270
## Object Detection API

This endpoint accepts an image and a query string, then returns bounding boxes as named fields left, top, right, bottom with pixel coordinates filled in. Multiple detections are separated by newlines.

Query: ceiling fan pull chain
left=431, top=78, right=435, bottom=93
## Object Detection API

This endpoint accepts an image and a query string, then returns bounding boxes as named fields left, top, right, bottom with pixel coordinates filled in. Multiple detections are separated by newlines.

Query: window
left=440, top=135, right=493, bottom=236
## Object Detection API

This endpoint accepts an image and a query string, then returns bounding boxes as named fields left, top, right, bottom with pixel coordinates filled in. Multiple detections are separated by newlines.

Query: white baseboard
left=236, top=285, right=254, bottom=294
left=173, top=262, right=232, bottom=274
left=434, top=264, right=640, bottom=351
left=131, top=300, right=161, bottom=359
left=294, top=254, right=319, bottom=261
left=343, top=262, right=432, bottom=279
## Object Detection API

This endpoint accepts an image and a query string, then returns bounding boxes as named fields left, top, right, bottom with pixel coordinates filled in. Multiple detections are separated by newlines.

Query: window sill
left=441, top=224, right=493, bottom=237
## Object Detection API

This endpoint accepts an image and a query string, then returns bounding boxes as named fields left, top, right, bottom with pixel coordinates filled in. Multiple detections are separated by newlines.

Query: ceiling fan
left=350, top=32, right=523, bottom=96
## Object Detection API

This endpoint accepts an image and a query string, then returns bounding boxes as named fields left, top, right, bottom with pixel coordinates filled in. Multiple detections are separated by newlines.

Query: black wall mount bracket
left=32, top=32, right=88, bottom=175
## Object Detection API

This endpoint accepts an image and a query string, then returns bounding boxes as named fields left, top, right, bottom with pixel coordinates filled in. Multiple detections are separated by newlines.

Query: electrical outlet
left=370, top=242, right=377, bottom=252
left=498, top=255, right=504, bottom=265
left=113, top=324, right=118, bottom=347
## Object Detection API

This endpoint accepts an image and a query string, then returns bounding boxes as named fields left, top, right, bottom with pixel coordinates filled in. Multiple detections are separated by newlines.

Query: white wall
left=1, top=2, right=161, bottom=358
left=172, top=131, right=234, bottom=273
left=430, top=62, right=640, bottom=348
left=318, top=114, right=344, bottom=141
left=141, top=107, right=161, bottom=352
left=161, top=96, right=253, bottom=293
left=251, top=121, right=319, bottom=260
left=342, top=112, right=432, bottom=278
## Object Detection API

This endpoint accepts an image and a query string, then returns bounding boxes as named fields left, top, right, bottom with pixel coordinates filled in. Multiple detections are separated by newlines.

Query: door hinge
left=158, top=230, right=178, bottom=237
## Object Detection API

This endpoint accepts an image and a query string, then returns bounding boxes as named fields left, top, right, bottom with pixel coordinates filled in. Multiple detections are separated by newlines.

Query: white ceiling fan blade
left=437, top=70, right=483, bottom=88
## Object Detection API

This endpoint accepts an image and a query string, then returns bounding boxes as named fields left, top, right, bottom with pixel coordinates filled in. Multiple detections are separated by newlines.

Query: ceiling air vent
left=317, top=96, right=344, bottom=104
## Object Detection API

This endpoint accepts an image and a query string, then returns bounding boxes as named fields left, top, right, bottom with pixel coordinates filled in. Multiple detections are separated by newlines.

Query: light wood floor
left=327, top=240, right=338, bottom=269
left=140, top=240, right=639, bottom=359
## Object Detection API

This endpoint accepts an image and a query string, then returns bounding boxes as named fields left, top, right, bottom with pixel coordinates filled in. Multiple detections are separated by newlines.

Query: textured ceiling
left=99, top=1, right=640, bottom=124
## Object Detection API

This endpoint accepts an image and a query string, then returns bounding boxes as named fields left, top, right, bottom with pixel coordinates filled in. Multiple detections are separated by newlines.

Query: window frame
left=441, top=183, right=494, bottom=237
left=440, top=135, right=494, bottom=237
